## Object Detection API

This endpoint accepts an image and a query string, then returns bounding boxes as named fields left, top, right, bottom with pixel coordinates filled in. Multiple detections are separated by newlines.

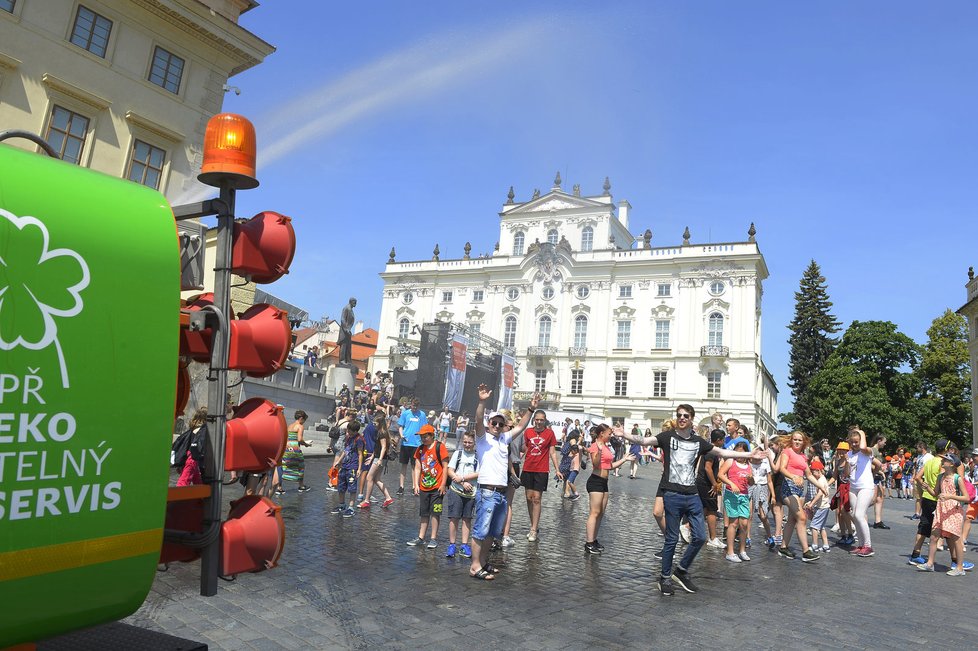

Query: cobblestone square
left=124, top=458, right=977, bottom=650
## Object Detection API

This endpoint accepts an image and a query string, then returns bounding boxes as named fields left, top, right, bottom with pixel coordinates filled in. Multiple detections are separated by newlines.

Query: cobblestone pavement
left=125, top=458, right=978, bottom=650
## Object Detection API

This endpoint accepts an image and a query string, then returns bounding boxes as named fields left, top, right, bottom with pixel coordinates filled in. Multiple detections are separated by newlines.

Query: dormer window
left=581, top=226, right=593, bottom=251
left=513, top=231, right=525, bottom=256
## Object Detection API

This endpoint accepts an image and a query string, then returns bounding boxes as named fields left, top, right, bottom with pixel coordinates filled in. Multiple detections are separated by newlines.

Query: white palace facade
left=372, top=176, right=779, bottom=437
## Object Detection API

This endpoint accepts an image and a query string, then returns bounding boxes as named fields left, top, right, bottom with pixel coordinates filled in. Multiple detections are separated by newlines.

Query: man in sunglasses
left=617, top=404, right=764, bottom=596
left=468, top=384, right=537, bottom=581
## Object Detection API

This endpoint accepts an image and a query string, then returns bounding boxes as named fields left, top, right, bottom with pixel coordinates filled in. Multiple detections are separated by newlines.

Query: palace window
left=708, top=312, right=724, bottom=346
left=70, top=6, right=112, bottom=58
left=654, top=320, right=670, bottom=349
left=513, top=231, right=525, bottom=255
left=707, top=371, right=722, bottom=399
left=570, top=369, right=583, bottom=395
left=573, top=314, right=588, bottom=348
left=614, top=370, right=628, bottom=397
left=652, top=371, right=667, bottom=397
left=616, top=320, right=631, bottom=349
left=126, top=140, right=165, bottom=189
left=581, top=226, right=593, bottom=252
left=503, top=316, right=517, bottom=348
left=46, top=106, right=89, bottom=165
left=149, top=46, right=184, bottom=94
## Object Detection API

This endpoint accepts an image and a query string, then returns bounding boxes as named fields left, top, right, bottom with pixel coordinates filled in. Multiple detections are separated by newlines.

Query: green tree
left=783, top=260, right=841, bottom=430
left=916, top=309, right=972, bottom=447
left=805, top=320, right=921, bottom=446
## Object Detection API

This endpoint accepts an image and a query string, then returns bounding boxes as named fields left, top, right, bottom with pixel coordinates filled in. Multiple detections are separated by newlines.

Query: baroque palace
left=373, top=175, right=778, bottom=437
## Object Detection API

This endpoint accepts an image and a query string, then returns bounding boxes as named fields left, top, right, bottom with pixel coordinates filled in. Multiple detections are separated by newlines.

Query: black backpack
left=171, top=424, right=209, bottom=469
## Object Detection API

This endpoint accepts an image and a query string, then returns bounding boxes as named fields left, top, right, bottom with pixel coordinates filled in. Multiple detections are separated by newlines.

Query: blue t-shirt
left=363, top=424, right=377, bottom=455
left=398, top=409, right=425, bottom=448
left=341, top=435, right=364, bottom=470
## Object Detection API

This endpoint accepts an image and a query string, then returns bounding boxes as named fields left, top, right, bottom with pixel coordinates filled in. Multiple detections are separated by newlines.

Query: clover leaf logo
left=0, top=208, right=90, bottom=389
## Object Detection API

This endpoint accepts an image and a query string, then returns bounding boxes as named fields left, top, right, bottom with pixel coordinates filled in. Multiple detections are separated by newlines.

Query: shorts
left=440, top=423, right=451, bottom=433
left=781, top=479, right=805, bottom=503
left=418, top=490, right=444, bottom=517
left=697, top=482, right=718, bottom=515
left=566, top=470, right=579, bottom=485
left=810, top=506, right=830, bottom=531
left=337, top=467, right=358, bottom=494
left=723, top=490, right=750, bottom=519
left=399, top=444, right=418, bottom=465
left=586, top=474, right=608, bottom=493
left=917, top=498, right=937, bottom=537
left=444, top=489, right=475, bottom=519
left=361, top=454, right=374, bottom=472
left=472, top=489, right=507, bottom=540
left=749, top=484, right=770, bottom=512
left=520, top=470, right=549, bottom=492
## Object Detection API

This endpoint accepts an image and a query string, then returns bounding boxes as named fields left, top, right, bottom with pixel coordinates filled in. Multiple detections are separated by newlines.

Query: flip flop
left=470, top=567, right=495, bottom=581
left=483, top=563, right=501, bottom=574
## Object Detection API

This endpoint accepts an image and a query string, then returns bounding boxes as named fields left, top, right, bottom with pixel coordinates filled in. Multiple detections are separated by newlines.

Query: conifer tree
left=784, top=260, right=841, bottom=430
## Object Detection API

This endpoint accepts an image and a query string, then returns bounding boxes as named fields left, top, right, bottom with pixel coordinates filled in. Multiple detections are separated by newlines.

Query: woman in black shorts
left=584, top=424, right=635, bottom=554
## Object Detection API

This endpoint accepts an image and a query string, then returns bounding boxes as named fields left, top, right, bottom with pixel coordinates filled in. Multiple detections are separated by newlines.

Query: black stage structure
left=395, top=322, right=508, bottom=417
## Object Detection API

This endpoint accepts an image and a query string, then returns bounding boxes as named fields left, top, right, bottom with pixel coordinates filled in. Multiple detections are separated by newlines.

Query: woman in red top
left=584, top=424, right=635, bottom=555
left=775, top=431, right=821, bottom=562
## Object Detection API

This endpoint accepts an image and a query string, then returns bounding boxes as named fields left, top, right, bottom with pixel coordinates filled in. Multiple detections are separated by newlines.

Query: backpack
left=955, top=474, right=978, bottom=503
left=171, top=424, right=208, bottom=470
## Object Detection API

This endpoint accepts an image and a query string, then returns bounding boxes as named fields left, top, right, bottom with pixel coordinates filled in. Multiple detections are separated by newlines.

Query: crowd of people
left=175, top=379, right=978, bottom=595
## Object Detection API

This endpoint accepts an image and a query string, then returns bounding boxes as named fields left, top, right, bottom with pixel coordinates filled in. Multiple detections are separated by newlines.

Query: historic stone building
left=0, top=0, right=273, bottom=202
left=373, top=175, right=779, bottom=437
left=957, top=267, right=978, bottom=448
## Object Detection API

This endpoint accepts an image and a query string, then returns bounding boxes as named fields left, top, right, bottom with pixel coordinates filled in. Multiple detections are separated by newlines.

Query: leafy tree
left=916, top=309, right=972, bottom=448
left=805, top=320, right=921, bottom=446
left=783, top=261, right=841, bottom=430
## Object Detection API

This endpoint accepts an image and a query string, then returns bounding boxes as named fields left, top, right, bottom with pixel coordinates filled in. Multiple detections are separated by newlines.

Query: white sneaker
left=831, top=523, right=840, bottom=533
left=679, top=523, right=692, bottom=543
left=821, top=545, right=831, bottom=553
left=706, top=538, right=724, bottom=549
left=725, top=553, right=742, bottom=563
left=738, top=551, right=751, bottom=561
left=501, top=536, right=515, bottom=548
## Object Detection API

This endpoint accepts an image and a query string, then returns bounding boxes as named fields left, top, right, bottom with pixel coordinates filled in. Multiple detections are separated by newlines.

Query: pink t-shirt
left=784, top=447, right=809, bottom=476
left=726, top=460, right=751, bottom=494
left=589, top=442, right=614, bottom=470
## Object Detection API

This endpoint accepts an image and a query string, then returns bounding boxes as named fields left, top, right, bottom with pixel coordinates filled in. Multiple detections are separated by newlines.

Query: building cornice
left=42, top=74, right=111, bottom=110
left=125, top=110, right=186, bottom=142
left=133, top=0, right=275, bottom=76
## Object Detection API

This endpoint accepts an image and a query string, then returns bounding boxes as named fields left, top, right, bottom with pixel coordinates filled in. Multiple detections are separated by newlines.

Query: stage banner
left=498, top=353, right=515, bottom=411
left=443, top=333, right=468, bottom=411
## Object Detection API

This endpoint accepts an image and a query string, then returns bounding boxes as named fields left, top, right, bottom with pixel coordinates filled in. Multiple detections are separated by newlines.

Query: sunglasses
left=676, top=413, right=691, bottom=419
left=489, top=420, right=505, bottom=427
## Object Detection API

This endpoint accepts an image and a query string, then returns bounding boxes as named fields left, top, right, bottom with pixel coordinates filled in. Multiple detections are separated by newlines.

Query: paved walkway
left=126, top=459, right=978, bottom=649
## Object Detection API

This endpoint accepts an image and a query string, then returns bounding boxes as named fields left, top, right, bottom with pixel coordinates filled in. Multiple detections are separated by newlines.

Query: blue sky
left=215, top=1, right=977, bottom=417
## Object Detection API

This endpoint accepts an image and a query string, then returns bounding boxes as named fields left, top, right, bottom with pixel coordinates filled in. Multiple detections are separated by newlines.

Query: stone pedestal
left=326, top=363, right=356, bottom=395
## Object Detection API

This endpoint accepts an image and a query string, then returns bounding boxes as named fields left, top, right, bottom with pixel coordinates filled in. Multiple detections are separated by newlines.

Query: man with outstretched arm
left=616, top=403, right=765, bottom=596
left=468, top=384, right=536, bottom=580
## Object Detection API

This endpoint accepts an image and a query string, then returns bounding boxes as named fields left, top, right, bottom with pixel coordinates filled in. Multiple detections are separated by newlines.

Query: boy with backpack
left=330, top=420, right=364, bottom=517
left=559, top=434, right=581, bottom=500
left=406, top=425, right=449, bottom=548
left=444, top=432, right=479, bottom=558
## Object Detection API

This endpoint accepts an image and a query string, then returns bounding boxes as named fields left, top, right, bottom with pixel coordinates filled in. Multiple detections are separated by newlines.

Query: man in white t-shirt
left=468, top=384, right=536, bottom=581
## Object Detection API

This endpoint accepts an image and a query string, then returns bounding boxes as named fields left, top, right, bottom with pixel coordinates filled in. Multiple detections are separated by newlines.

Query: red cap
left=810, top=458, right=824, bottom=471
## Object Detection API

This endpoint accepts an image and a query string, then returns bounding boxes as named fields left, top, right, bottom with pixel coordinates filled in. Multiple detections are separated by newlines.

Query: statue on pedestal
left=337, top=297, right=357, bottom=365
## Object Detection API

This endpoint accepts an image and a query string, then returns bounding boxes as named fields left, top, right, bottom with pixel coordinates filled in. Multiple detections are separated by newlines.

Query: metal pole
left=200, top=183, right=235, bottom=596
